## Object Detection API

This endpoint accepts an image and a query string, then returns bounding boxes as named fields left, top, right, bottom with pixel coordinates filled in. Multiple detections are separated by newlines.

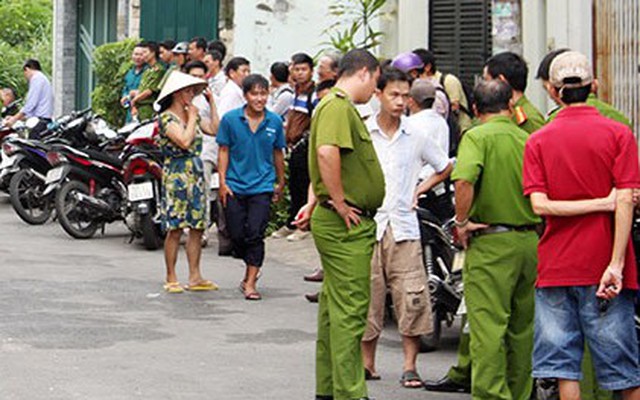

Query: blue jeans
left=533, top=286, right=640, bottom=391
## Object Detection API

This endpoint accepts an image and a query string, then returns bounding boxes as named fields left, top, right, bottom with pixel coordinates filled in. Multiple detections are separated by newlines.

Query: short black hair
left=242, top=74, right=269, bottom=94
left=473, top=79, right=512, bottom=114
left=225, top=57, right=250, bottom=76
left=413, top=48, right=437, bottom=72
left=190, top=36, right=207, bottom=51
left=338, top=49, right=380, bottom=79
left=1, top=87, right=16, bottom=99
left=207, top=40, right=227, bottom=60
left=160, top=40, right=176, bottom=51
left=536, top=48, right=571, bottom=81
left=23, top=59, right=42, bottom=71
left=316, top=79, right=336, bottom=93
left=291, top=52, right=314, bottom=68
left=184, top=60, right=208, bottom=74
left=207, top=50, right=224, bottom=63
left=558, top=81, right=591, bottom=104
left=270, top=62, right=290, bottom=83
left=377, top=67, right=410, bottom=91
left=485, top=52, right=528, bottom=92
left=139, top=40, right=159, bottom=58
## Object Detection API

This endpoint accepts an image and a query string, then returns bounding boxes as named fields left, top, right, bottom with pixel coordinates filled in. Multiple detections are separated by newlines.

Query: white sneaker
left=287, top=229, right=310, bottom=242
left=271, top=225, right=294, bottom=238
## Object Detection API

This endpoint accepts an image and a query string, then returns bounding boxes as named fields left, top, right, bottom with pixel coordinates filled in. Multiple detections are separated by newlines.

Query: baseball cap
left=549, top=51, right=593, bottom=89
left=410, top=79, right=437, bottom=104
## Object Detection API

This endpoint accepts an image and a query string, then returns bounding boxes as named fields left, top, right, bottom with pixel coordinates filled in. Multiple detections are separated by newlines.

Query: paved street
left=0, top=193, right=467, bottom=400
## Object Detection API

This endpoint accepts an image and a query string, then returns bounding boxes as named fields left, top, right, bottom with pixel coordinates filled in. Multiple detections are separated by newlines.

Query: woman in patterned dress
left=154, top=71, right=219, bottom=293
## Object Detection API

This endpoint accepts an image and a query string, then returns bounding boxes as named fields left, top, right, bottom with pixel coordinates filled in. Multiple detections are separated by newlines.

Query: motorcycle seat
left=83, top=148, right=123, bottom=169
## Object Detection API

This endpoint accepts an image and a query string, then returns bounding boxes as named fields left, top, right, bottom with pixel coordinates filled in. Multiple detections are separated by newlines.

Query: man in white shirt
left=267, top=61, right=294, bottom=118
left=217, top=57, right=250, bottom=116
left=361, top=68, right=453, bottom=388
left=203, top=50, right=227, bottom=97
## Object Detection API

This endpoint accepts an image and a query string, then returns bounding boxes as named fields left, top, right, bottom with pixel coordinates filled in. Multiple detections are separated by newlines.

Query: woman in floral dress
left=154, top=71, right=219, bottom=293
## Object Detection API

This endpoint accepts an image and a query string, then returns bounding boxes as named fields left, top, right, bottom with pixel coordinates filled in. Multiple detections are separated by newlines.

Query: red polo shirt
left=523, top=106, right=640, bottom=289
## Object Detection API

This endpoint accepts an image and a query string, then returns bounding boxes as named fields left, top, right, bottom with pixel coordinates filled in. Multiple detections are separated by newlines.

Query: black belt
left=472, top=224, right=539, bottom=238
left=319, top=201, right=376, bottom=219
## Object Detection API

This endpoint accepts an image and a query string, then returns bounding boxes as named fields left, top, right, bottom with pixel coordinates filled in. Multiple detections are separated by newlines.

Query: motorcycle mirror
left=25, top=117, right=39, bottom=130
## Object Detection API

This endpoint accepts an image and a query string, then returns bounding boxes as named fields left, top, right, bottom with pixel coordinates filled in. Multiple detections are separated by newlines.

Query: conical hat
left=154, top=71, right=208, bottom=112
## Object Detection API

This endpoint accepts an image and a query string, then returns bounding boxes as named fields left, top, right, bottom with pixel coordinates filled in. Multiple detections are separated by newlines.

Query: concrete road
left=0, top=194, right=468, bottom=400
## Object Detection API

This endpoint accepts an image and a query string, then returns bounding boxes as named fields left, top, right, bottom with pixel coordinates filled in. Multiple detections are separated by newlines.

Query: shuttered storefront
left=594, top=0, right=640, bottom=137
left=140, top=0, right=219, bottom=42
left=429, top=0, right=492, bottom=88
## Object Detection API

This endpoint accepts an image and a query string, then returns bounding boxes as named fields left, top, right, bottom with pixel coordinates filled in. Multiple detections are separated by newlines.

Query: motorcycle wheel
left=55, top=180, right=99, bottom=239
left=141, top=213, right=163, bottom=250
left=419, top=308, right=442, bottom=352
left=9, top=169, right=52, bottom=225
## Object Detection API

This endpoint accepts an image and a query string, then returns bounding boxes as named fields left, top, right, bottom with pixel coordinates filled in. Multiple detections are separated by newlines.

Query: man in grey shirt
left=4, top=59, right=54, bottom=139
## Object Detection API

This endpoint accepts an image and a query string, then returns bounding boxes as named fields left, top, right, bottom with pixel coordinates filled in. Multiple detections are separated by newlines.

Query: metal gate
left=594, top=0, right=640, bottom=138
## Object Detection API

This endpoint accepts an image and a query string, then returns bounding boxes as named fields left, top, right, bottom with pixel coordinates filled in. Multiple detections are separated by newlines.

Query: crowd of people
left=3, top=33, right=637, bottom=400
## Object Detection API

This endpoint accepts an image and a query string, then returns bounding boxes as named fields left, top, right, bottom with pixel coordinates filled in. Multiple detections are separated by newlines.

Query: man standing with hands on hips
left=296, top=49, right=383, bottom=400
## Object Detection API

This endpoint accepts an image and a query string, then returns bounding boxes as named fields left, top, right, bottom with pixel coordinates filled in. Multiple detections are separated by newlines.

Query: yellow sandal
left=163, top=281, right=184, bottom=294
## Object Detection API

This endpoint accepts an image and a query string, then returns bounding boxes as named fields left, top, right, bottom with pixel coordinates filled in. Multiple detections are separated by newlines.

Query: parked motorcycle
left=0, top=120, right=30, bottom=192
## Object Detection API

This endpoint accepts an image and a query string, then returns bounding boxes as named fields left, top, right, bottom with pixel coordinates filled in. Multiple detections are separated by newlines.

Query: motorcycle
left=120, top=119, right=164, bottom=250
left=0, top=119, right=31, bottom=191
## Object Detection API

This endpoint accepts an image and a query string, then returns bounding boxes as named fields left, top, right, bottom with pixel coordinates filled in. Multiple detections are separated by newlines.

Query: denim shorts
left=533, top=286, right=640, bottom=391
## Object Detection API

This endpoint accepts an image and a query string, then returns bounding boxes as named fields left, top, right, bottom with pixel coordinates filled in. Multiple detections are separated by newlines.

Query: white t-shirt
left=407, top=109, right=451, bottom=180
left=217, top=80, right=245, bottom=117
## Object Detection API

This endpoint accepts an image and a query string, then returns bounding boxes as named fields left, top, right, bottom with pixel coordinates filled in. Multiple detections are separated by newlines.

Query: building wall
left=53, top=0, right=78, bottom=116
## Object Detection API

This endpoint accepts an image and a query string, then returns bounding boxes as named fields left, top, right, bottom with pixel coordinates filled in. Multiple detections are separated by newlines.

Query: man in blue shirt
left=5, top=59, right=53, bottom=139
left=217, top=74, right=286, bottom=301
left=120, top=43, right=147, bottom=122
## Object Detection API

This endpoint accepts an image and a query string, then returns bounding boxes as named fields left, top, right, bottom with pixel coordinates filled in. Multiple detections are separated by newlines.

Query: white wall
left=232, top=0, right=338, bottom=76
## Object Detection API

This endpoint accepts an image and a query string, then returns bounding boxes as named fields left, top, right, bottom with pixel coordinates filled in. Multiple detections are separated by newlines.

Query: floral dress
left=157, top=111, right=206, bottom=231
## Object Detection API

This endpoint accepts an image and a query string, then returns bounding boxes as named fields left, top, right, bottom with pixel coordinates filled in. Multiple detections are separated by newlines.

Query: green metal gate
left=76, top=0, right=118, bottom=110
left=140, top=0, right=219, bottom=42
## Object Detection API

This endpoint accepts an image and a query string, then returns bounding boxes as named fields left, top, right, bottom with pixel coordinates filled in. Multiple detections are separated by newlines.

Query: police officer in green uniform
left=298, top=49, right=383, bottom=400
left=452, top=79, right=540, bottom=400
left=425, top=52, right=545, bottom=395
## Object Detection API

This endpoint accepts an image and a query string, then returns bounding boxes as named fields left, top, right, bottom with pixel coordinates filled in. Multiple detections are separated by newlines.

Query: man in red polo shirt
left=523, top=51, right=640, bottom=400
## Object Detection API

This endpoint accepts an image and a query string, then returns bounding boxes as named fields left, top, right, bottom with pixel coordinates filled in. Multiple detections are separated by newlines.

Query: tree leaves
left=322, top=0, right=387, bottom=54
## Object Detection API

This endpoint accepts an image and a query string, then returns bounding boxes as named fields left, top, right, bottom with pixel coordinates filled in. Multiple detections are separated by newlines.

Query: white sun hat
left=153, top=70, right=208, bottom=112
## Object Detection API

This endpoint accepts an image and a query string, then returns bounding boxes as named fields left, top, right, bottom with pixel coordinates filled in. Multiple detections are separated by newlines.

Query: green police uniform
left=309, top=87, right=385, bottom=400
left=444, top=97, right=544, bottom=389
left=135, top=62, right=166, bottom=120
left=452, top=115, right=540, bottom=400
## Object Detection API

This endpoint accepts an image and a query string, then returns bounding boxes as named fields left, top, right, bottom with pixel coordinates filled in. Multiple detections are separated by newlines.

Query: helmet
left=391, top=52, right=424, bottom=73
left=172, top=41, right=189, bottom=54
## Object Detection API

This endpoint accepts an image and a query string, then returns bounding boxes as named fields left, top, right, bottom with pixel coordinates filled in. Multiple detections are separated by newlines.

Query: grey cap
left=410, top=79, right=437, bottom=104
left=172, top=41, right=189, bottom=54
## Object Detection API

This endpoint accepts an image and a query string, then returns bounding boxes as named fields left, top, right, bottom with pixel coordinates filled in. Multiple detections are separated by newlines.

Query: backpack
left=440, top=73, right=474, bottom=119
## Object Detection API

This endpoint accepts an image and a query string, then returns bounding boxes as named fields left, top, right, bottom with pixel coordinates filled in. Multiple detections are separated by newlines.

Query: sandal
left=244, top=291, right=262, bottom=301
left=365, top=368, right=381, bottom=381
left=163, top=281, right=184, bottom=294
left=184, top=280, right=218, bottom=291
left=400, top=370, right=423, bottom=389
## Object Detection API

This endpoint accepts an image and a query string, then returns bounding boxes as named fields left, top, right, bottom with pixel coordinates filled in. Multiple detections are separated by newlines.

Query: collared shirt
left=309, top=87, right=385, bottom=212
left=218, top=80, right=245, bottom=117
left=367, top=113, right=450, bottom=242
left=121, top=65, right=147, bottom=98
left=407, top=108, right=450, bottom=180
left=193, top=94, right=218, bottom=164
left=21, top=71, right=53, bottom=119
left=267, top=84, right=294, bottom=118
left=452, top=115, right=540, bottom=226
left=216, top=107, right=286, bottom=195
left=513, top=95, right=545, bottom=134
left=546, top=93, right=632, bottom=128
left=208, top=70, right=227, bottom=98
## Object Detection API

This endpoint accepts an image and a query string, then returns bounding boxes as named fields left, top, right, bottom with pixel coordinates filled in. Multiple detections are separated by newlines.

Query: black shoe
left=315, top=396, right=333, bottom=400
left=305, top=292, right=319, bottom=303
left=304, top=269, right=324, bottom=282
left=423, top=376, right=470, bottom=393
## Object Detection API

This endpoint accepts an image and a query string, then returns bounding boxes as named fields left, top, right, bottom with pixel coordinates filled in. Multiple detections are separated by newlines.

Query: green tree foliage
left=0, top=0, right=52, bottom=98
left=323, top=0, right=387, bottom=54
left=90, top=38, right=139, bottom=127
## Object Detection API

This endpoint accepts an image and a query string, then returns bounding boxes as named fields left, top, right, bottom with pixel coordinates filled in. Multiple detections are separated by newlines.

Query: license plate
left=45, top=167, right=64, bottom=184
left=0, top=155, right=16, bottom=169
left=128, top=181, right=154, bottom=202
left=210, top=173, right=220, bottom=190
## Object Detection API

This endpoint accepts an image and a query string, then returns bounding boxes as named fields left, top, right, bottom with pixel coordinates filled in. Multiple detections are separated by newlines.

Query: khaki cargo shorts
left=363, top=226, right=433, bottom=341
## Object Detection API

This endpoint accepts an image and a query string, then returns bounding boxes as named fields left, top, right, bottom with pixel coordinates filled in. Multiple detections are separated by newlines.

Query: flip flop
left=184, top=280, right=218, bottom=291
left=365, top=368, right=381, bottom=381
left=163, top=282, right=184, bottom=294
left=239, top=272, right=262, bottom=293
left=400, top=370, right=423, bottom=389
left=244, top=291, right=262, bottom=301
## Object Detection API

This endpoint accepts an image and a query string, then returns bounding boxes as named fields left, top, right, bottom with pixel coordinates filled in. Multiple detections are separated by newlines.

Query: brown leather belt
left=319, top=201, right=376, bottom=219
